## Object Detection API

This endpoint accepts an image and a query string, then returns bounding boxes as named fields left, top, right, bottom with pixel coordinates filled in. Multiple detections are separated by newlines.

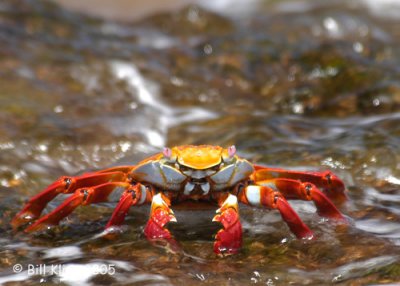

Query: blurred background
left=0, top=0, right=400, bottom=285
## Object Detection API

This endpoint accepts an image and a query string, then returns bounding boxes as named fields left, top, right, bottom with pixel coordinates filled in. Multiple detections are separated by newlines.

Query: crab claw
left=213, top=194, right=242, bottom=256
left=144, top=193, right=177, bottom=240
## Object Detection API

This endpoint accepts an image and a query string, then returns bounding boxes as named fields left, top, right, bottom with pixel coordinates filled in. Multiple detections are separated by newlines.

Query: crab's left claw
left=213, top=194, right=242, bottom=256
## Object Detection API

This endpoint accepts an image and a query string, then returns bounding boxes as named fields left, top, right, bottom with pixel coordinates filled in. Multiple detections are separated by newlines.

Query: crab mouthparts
left=184, top=180, right=211, bottom=196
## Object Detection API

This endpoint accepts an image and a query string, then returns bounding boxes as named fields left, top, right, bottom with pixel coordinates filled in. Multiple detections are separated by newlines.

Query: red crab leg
left=213, top=194, right=242, bottom=255
left=11, top=168, right=133, bottom=228
left=253, top=166, right=347, bottom=203
left=257, top=179, right=345, bottom=220
left=105, top=183, right=151, bottom=229
left=25, top=182, right=129, bottom=232
left=237, top=185, right=314, bottom=239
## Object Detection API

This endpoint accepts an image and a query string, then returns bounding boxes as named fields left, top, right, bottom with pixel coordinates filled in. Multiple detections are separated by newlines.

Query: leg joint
left=78, top=188, right=95, bottom=205
left=272, top=191, right=283, bottom=208
left=304, top=183, right=313, bottom=196
left=60, top=176, right=75, bottom=193
left=63, top=177, right=72, bottom=189
left=80, top=189, right=89, bottom=201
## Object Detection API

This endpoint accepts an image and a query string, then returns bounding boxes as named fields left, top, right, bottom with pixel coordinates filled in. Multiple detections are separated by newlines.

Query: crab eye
left=228, top=145, right=236, bottom=158
left=163, top=147, right=172, bottom=159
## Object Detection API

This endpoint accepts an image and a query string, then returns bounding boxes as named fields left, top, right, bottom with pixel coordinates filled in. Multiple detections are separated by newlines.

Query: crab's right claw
left=144, top=193, right=177, bottom=240
left=143, top=193, right=182, bottom=253
left=213, top=194, right=242, bottom=256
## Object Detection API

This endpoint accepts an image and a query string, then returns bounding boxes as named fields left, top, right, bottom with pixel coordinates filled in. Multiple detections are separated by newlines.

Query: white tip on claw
left=216, top=194, right=238, bottom=213
left=212, top=214, right=221, bottom=222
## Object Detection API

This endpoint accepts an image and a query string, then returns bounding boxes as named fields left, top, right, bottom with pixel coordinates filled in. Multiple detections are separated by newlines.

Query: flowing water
left=0, top=0, right=400, bottom=285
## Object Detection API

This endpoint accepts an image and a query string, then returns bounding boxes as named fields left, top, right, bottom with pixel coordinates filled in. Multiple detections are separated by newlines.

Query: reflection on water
left=1, top=0, right=400, bottom=285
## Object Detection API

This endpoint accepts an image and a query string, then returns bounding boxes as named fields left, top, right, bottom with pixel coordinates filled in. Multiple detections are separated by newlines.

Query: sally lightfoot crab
left=12, top=145, right=347, bottom=255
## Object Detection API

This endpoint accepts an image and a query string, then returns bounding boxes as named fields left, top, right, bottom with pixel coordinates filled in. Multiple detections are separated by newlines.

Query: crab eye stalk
left=163, top=147, right=172, bottom=159
left=228, top=145, right=236, bottom=158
